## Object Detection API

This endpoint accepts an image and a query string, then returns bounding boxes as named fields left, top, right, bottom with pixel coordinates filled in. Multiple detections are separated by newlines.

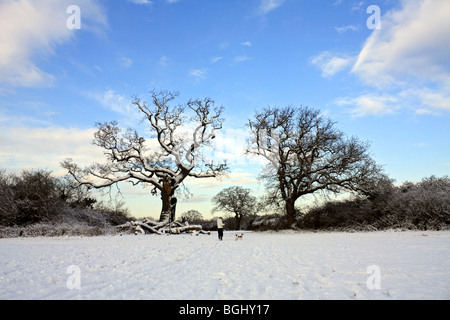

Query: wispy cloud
left=0, top=126, right=102, bottom=174
left=315, top=0, right=450, bottom=116
left=350, top=0, right=450, bottom=115
left=408, top=88, right=450, bottom=114
left=119, top=56, right=133, bottom=69
left=311, top=52, right=354, bottom=78
left=334, top=25, right=360, bottom=34
left=219, top=42, right=230, bottom=50
left=335, top=94, right=399, bottom=117
left=158, top=55, right=170, bottom=67
left=241, top=41, right=252, bottom=47
left=127, top=0, right=153, bottom=5
left=128, top=0, right=179, bottom=5
left=231, top=55, right=253, bottom=66
left=414, top=142, right=428, bottom=148
left=189, top=69, right=208, bottom=80
left=351, top=1, right=364, bottom=11
left=211, top=56, right=223, bottom=64
left=258, top=0, right=285, bottom=15
left=0, top=0, right=107, bottom=88
left=88, top=89, right=142, bottom=125
left=186, top=172, right=260, bottom=189
left=352, top=1, right=450, bottom=89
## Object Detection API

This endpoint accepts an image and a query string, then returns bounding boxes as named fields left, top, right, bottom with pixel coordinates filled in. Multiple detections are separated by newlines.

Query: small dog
left=235, top=233, right=244, bottom=241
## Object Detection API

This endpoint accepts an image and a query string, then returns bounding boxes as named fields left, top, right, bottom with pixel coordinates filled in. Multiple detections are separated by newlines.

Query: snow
left=1, top=230, right=449, bottom=300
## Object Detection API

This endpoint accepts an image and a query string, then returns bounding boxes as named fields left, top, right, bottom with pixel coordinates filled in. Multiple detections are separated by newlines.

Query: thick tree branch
left=248, top=106, right=387, bottom=222
left=62, top=91, right=228, bottom=222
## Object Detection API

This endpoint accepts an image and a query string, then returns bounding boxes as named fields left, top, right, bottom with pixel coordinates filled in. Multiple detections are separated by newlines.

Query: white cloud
left=335, top=94, right=399, bottom=117
left=336, top=86, right=450, bottom=117
left=189, top=69, right=208, bottom=79
left=414, top=142, right=428, bottom=148
left=158, top=55, right=170, bottom=67
left=335, top=25, right=360, bottom=34
left=241, top=41, right=252, bottom=47
left=186, top=172, right=260, bottom=189
left=401, top=87, right=450, bottom=114
left=127, top=0, right=178, bottom=5
left=311, top=52, right=354, bottom=78
left=352, top=0, right=450, bottom=89
left=0, top=126, right=102, bottom=173
left=351, top=1, right=364, bottom=11
left=197, top=127, right=270, bottom=169
left=324, top=0, right=450, bottom=116
left=231, top=55, right=253, bottom=66
left=88, top=89, right=144, bottom=126
left=211, top=56, right=223, bottom=64
left=119, top=56, right=133, bottom=69
left=415, top=108, right=435, bottom=115
left=219, top=42, right=230, bottom=50
left=258, top=0, right=285, bottom=15
left=0, top=0, right=107, bottom=88
left=128, top=0, right=153, bottom=5
left=90, top=89, right=135, bottom=116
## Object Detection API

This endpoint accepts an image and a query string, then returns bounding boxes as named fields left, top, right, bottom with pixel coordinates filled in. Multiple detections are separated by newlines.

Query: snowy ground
left=1, top=230, right=449, bottom=300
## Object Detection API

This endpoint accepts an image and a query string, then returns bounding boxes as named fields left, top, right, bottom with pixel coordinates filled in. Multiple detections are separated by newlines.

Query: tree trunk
left=160, top=190, right=171, bottom=222
left=235, top=214, right=242, bottom=230
left=159, top=183, right=177, bottom=222
left=285, top=198, right=297, bottom=226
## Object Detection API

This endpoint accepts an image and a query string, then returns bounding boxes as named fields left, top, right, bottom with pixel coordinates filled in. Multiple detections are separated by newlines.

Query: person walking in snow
left=217, top=217, right=224, bottom=241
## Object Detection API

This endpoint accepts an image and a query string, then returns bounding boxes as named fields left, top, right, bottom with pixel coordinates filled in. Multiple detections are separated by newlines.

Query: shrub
left=0, top=170, right=18, bottom=226
left=0, top=170, right=62, bottom=226
left=373, top=176, right=450, bottom=230
left=0, top=169, right=133, bottom=238
left=299, top=175, right=450, bottom=231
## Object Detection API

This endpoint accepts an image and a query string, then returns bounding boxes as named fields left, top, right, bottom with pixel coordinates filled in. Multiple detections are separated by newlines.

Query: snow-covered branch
left=62, top=91, right=228, bottom=222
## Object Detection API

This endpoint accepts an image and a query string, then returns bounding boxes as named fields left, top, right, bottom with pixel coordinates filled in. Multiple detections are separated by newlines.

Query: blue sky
left=0, top=0, right=449, bottom=219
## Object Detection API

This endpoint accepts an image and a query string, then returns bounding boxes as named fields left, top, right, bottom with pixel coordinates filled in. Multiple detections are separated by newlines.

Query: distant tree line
left=1, top=169, right=448, bottom=237
left=2, top=92, right=448, bottom=237
left=206, top=175, right=449, bottom=232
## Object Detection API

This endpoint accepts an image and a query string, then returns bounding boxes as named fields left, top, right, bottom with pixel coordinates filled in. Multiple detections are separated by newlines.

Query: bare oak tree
left=247, top=106, right=387, bottom=225
left=180, top=209, right=204, bottom=225
left=211, top=186, right=256, bottom=230
left=62, top=91, right=228, bottom=228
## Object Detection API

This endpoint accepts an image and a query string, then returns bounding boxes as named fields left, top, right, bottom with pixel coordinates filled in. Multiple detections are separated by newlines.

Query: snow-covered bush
left=373, top=176, right=450, bottom=230
left=0, top=170, right=62, bottom=226
left=300, top=176, right=450, bottom=231
left=0, top=170, right=18, bottom=226
left=0, top=222, right=114, bottom=238
left=0, top=169, right=132, bottom=238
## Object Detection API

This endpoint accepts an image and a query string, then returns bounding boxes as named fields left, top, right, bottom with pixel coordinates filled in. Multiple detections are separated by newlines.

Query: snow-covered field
left=1, top=230, right=449, bottom=300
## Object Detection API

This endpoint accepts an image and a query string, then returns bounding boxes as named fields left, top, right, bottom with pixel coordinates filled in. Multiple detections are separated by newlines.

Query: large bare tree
left=62, top=91, right=228, bottom=226
left=247, top=106, right=387, bottom=225
left=211, top=186, right=256, bottom=230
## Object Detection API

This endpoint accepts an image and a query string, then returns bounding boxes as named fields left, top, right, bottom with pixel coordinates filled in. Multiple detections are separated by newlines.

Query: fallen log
left=138, top=222, right=164, bottom=235
left=160, top=225, right=211, bottom=235
left=117, top=216, right=210, bottom=236
left=135, top=224, right=145, bottom=235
